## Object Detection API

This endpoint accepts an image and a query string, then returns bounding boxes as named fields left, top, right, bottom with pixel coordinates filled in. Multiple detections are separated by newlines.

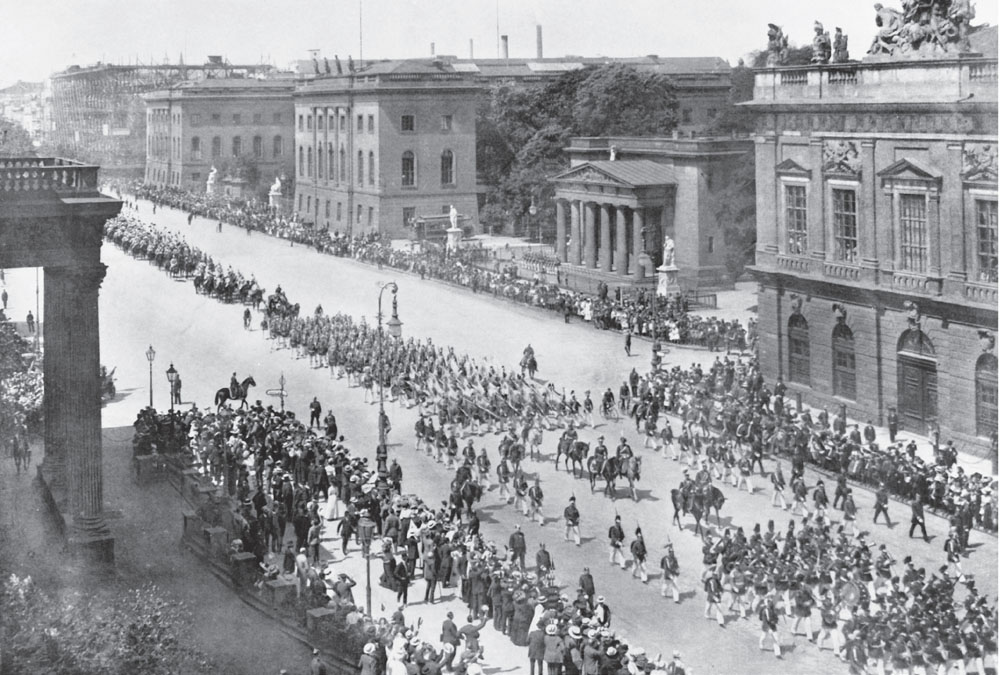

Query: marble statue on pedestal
left=766, top=24, right=789, bottom=66
left=832, top=27, right=850, bottom=62
left=206, top=166, right=218, bottom=194
left=662, top=236, right=675, bottom=268
left=811, top=21, right=832, bottom=64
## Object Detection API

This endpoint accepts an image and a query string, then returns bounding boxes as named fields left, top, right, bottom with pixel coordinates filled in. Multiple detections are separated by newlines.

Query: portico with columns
left=550, top=160, right=675, bottom=294
left=0, top=158, right=122, bottom=563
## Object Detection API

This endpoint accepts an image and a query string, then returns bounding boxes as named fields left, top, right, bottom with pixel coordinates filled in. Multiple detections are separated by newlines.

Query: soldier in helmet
left=630, top=526, right=648, bottom=582
left=608, top=514, right=627, bottom=568
left=564, top=496, right=581, bottom=546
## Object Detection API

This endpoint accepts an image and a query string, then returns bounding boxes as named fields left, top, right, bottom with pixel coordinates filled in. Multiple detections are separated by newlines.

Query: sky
left=0, top=0, right=996, bottom=86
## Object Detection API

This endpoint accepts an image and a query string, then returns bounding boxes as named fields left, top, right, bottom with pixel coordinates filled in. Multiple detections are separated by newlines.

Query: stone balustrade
left=823, top=261, right=861, bottom=281
left=0, top=158, right=100, bottom=197
left=776, top=255, right=811, bottom=274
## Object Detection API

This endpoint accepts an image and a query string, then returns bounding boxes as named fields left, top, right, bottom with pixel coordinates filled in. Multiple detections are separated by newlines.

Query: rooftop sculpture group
left=868, top=0, right=976, bottom=57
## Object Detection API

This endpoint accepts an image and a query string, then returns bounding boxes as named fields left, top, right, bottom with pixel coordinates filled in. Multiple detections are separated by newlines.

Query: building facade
left=292, top=60, right=480, bottom=236
left=549, top=136, right=753, bottom=292
left=746, top=54, right=998, bottom=457
left=143, top=79, right=295, bottom=194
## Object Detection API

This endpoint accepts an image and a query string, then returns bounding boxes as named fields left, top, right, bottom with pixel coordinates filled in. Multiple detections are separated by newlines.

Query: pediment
left=878, top=158, right=942, bottom=185
left=552, top=163, right=632, bottom=187
left=775, top=158, right=811, bottom=178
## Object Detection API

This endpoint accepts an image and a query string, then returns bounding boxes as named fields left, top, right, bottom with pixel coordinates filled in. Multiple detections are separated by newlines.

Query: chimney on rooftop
left=501, top=35, right=509, bottom=60
left=431, top=42, right=436, bottom=57
left=536, top=25, right=543, bottom=59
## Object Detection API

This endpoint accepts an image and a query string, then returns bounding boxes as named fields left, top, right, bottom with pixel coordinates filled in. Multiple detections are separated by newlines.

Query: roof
left=552, top=159, right=676, bottom=187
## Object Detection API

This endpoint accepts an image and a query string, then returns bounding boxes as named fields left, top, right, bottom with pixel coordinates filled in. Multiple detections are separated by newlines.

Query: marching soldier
left=476, top=447, right=492, bottom=489
left=528, top=478, right=544, bottom=526
left=873, top=481, right=891, bottom=525
left=607, top=515, right=627, bottom=568
left=703, top=567, right=725, bottom=627
left=758, top=593, right=782, bottom=658
left=564, top=496, right=581, bottom=546
left=659, top=540, right=680, bottom=603
left=513, top=470, right=529, bottom=515
left=497, top=458, right=512, bottom=503
left=630, top=526, right=648, bottom=582
left=909, top=494, right=929, bottom=541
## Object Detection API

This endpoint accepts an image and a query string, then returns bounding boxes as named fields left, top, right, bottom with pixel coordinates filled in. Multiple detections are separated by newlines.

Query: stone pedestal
left=204, top=526, right=230, bottom=561
left=657, top=264, right=681, bottom=297
left=446, top=226, right=463, bottom=252
left=306, top=607, right=339, bottom=632
left=266, top=577, right=299, bottom=609
left=230, top=551, right=259, bottom=588
left=182, top=510, right=204, bottom=540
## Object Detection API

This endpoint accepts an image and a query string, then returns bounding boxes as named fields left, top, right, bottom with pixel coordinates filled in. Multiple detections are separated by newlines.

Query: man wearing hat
left=564, top=496, right=581, bottom=546
left=593, top=596, right=611, bottom=628
left=630, top=527, right=648, bottom=582
left=659, top=540, right=680, bottom=603
left=607, top=515, right=627, bottom=568
left=579, top=566, right=596, bottom=609
left=873, top=481, right=891, bottom=526
left=665, top=651, right=686, bottom=675
left=909, top=494, right=929, bottom=541
left=509, top=524, right=527, bottom=571
left=528, top=478, right=544, bottom=526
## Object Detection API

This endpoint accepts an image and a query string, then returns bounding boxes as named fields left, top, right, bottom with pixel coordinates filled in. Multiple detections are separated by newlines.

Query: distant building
left=745, top=31, right=998, bottom=456
left=143, top=79, right=295, bottom=195
left=0, top=81, right=44, bottom=143
left=50, top=58, right=278, bottom=176
left=292, top=60, right=480, bottom=236
left=549, top=135, right=753, bottom=292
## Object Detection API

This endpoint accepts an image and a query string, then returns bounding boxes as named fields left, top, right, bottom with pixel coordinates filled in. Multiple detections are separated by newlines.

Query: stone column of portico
left=599, top=204, right=613, bottom=273
left=42, top=268, right=69, bottom=506
left=615, top=206, right=629, bottom=276
left=632, top=207, right=645, bottom=280
left=555, top=199, right=567, bottom=262
left=569, top=201, right=582, bottom=266
left=49, top=264, right=114, bottom=562
left=583, top=202, right=597, bottom=268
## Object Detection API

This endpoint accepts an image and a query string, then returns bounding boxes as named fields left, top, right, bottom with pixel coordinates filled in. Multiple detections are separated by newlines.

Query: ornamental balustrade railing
left=0, top=158, right=99, bottom=197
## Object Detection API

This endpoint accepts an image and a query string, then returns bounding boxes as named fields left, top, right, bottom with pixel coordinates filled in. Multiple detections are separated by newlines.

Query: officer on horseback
left=616, top=437, right=633, bottom=463
left=230, top=372, right=240, bottom=399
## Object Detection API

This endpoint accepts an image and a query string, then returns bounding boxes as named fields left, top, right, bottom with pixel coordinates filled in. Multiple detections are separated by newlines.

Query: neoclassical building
left=292, top=60, right=480, bottom=236
left=549, top=136, right=753, bottom=292
left=746, top=36, right=998, bottom=457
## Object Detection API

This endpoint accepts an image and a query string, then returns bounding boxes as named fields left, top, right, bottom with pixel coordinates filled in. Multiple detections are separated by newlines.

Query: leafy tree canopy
left=0, top=117, right=36, bottom=156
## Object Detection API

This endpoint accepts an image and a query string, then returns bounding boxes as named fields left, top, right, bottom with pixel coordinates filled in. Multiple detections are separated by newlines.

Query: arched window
left=368, top=151, right=375, bottom=185
left=976, top=353, right=998, bottom=439
left=298, top=146, right=304, bottom=175
left=787, top=313, right=810, bottom=385
left=401, top=151, right=415, bottom=187
left=441, top=149, right=455, bottom=185
left=832, top=323, right=856, bottom=400
left=316, top=144, right=323, bottom=176
left=357, top=150, right=364, bottom=186
left=190, top=136, right=201, bottom=160
left=252, top=135, right=263, bottom=158
left=307, top=147, right=314, bottom=177
left=212, top=136, right=222, bottom=158
left=328, top=145, right=334, bottom=180
left=339, top=146, right=346, bottom=182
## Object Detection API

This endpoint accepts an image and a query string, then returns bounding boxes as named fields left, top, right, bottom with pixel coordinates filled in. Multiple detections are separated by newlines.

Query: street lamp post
left=358, top=512, right=376, bottom=616
left=165, top=363, right=178, bottom=413
left=279, top=372, right=287, bottom=413
left=529, top=201, right=538, bottom=243
left=377, top=282, right=402, bottom=449
left=145, top=345, right=156, bottom=408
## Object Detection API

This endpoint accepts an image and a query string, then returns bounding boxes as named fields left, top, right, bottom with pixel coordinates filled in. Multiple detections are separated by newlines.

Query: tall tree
left=0, top=117, right=35, bottom=156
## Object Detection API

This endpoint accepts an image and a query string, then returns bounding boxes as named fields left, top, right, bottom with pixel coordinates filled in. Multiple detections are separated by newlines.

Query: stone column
left=555, top=199, right=567, bottom=262
left=600, top=204, right=613, bottom=272
left=42, top=267, right=69, bottom=506
left=632, top=207, right=645, bottom=280
left=616, top=206, right=628, bottom=276
left=48, top=264, right=114, bottom=562
left=584, top=202, right=597, bottom=268
left=569, top=201, right=581, bottom=266
left=928, top=190, right=942, bottom=278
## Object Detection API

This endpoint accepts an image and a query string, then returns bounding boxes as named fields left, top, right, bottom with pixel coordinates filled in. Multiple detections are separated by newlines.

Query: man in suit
left=909, top=494, right=929, bottom=541
left=440, top=611, right=461, bottom=670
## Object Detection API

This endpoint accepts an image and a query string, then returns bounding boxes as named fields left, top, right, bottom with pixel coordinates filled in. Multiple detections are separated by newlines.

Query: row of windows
left=150, top=112, right=283, bottom=126
left=783, top=317, right=997, bottom=439
left=782, top=183, right=997, bottom=282
left=297, top=147, right=455, bottom=187
left=297, top=112, right=453, bottom=134
left=186, top=135, right=284, bottom=160
left=295, top=200, right=453, bottom=232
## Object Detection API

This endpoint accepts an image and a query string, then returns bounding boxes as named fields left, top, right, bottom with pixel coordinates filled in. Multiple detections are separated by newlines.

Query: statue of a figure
left=948, top=0, right=975, bottom=52
left=609, top=145, right=618, bottom=161
left=832, top=27, right=850, bottom=62
left=449, top=205, right=458, bottom=229
left=662, top=236, right=676, bottom=268
left=868, top=2, right=905, bottom=55
left=269, top=176, right=282, bottom=195
left=766, top=24, right=789, bottom=66
left=207, top=166, right=218, bottom=184
left=811, top=22, right=832, bottom=64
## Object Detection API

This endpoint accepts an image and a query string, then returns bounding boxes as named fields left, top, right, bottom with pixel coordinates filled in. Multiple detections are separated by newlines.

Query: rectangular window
left=403, top=206, right=416, bottom=229
left=833, top=341, right=856, bottom=400
left=340, top=115, right=346, bottom=131
left=976, top=199, right=998, bottom=282
left=212, top=113, right=221, bottom=123
left=440, top=114, right=453, bottom=131
left=337, top=202, right=342, bottom=221
left=233, top=114, right=241, bottom=125
left=899, top=194, right=928, bottom=273
left=191, top=113, right=202, bottom=125
left=682, top=109, right=692, bottom=124
left=307, top=115, right=313, bottom=131
left=357, top=115, right=364, bottom=132
left=325, top=200, right=331, bottom=218
left=832, top=188, right=859, bottom=263
left=401, top=115, right=415, bottom=132
left=298, top=194, right=303, bottom=210
left=191, top=172, right=201, bottom=182
left=707, top=236, right=714, bottom=253
left=317, top=115, right=324, bottom=131
left=368, top=115, right=374, bottom=133
left=368, top=206, right=374, bottom=226
left=232, top=136, right=242, bottom=157
left=357, top=204, right=363, bottom=224
left=273, top=113, right=282, bottom=124
left=252, top=136, right=263, bottom=158
left=273, top=136, right=283, bottom=158
left=253, top=113, right=262, bottom=124
left=191, top=136, right=202, bottom=160
left=211, top=136, right=221, bottom=158
left=784, top=184, right=808, bottom=255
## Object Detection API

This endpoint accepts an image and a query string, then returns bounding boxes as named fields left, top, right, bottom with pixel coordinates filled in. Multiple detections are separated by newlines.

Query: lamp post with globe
left=145, top=345, right=156, bottom=408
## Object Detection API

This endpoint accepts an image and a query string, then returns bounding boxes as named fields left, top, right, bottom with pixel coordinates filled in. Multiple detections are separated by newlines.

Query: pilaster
left=555, top=199, right=567, bottom=262
left=615, top=206, right=628, bottom=276
left=632, top=208, right=645, bottom=280
left=600, top=203, right=613, bottom=273
left=584, top=202, right=597, bottom=268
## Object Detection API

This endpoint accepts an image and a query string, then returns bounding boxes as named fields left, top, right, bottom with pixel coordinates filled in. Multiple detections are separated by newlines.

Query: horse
left=214, top=376, right=257, bottom=411
left=671, top=485, right=709, bottom=536
left=698, top=483, right=726, bottom=526
left=567, top=441, right=590, bottom=478
left=620, top=455, right=642, bottom=501
left=587, top=455, right=618, bottom=499
left=555, top=432, right=573, bottom=470
left=519, top=354, right=538, bottom=379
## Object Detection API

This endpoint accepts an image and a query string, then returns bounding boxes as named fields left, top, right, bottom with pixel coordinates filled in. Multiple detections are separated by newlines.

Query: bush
left=0, top=574, right=214, bottom=674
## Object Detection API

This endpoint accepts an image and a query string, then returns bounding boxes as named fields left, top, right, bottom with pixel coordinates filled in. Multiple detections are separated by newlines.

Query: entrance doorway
left=897, top=329, right=938, bottom=432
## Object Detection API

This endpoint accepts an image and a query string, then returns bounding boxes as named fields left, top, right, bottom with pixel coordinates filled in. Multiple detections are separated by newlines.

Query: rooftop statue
left=766, top=24, right=789, bottom=66
left=868, top=0, right=977, bottom=57
left=812, top=22, right=833, bottom=64
left=832, top=27, right=851, bottom=63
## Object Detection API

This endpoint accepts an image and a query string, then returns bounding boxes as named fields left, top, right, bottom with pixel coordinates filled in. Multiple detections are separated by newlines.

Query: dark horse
left=587, top=455, right=619, bottom=499
left=671, top=483, right=726, bottom=536
left=215, top=376, right=257, bottom=411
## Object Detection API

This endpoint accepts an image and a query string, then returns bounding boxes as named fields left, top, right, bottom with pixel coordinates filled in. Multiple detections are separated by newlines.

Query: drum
left=837, top=580, right=861, bottom=608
